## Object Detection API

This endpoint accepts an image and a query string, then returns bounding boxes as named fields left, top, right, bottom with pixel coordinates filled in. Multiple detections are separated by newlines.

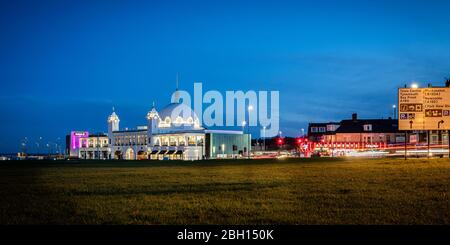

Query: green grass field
left=0, top=157, right=449, bottom=224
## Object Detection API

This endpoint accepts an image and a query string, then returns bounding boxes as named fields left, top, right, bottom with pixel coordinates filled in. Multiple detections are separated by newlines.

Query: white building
left=69, top=94, right=251, bottom=160
left=108, top=101, right=207, bottom=160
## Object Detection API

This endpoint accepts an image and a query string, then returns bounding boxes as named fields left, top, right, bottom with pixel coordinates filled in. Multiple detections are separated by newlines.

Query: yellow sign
left=398, top=87, right=450, bottom=130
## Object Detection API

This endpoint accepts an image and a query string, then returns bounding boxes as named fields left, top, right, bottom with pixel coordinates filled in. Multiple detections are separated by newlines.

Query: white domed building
left=144, top=101, right=206, bottom=160
left=98, top=97, right=251, bottom=161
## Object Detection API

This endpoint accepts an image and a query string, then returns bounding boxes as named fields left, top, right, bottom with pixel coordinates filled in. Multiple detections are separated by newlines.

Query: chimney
left=352, top=113, right=357, bottom=121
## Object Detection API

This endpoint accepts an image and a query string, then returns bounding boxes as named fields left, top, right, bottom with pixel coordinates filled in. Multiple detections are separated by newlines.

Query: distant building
left=66, top=132, right=109, bottom=159
left=307, top=122, right=340, bottom=142
left=307, top=113, right=405, bottom=153
left=308, top=112, right=450, bottom=156
left=67, top=90, right=250, bottom=160
left=333, top=113, right=401, bottom=145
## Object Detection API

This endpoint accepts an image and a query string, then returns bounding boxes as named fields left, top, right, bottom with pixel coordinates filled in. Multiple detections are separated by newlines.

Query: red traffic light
left=277, top=138, right=283, bottom=145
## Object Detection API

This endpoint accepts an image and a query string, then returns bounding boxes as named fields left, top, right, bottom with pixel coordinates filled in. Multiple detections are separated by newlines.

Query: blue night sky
left=1, top=0, right=450, bottom=153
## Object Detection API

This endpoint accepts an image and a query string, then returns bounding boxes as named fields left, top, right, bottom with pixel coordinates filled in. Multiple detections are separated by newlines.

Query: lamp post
left=392, top=105, right=396, bottom=119
left=21, top=137, right=28, bottom=156
left=427, top=130, right=431, bottom=158
left=242, top=121, right=247, bottom=157
left=263, top=126, right=266, bottom=151
left=247, top=105, right=253, bottom=159
left=37, top=136, right=42, bottom=155
left=56, top=137, right=61, bottom=156
left=438, top=120, right=444, bottom=157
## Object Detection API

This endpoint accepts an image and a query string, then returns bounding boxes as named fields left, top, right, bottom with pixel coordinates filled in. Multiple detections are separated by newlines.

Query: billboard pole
left=427, top=130, right=430, bottom=158
left=404, top=131, right=407, bottom=160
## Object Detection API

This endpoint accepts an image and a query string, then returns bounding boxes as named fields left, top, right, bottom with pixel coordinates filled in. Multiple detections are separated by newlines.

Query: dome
left=157, top=103, right=201, bottom=129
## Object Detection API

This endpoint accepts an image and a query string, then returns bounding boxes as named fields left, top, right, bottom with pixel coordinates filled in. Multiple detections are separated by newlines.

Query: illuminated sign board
left=398, top=87, right=450, bottom=130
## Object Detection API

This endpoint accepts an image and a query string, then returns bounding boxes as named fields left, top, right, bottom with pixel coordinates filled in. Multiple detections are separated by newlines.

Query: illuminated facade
left=66, top=131, right=109, bottom=159
left=67, top=95, right=251, bottom=160
left=79, top=134, right=109, bottom=159
left=106, top=100, right=250, bottom=160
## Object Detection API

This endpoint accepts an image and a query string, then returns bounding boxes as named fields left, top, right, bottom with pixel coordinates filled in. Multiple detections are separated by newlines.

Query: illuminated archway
left=125, top=148, right=135, bottom=160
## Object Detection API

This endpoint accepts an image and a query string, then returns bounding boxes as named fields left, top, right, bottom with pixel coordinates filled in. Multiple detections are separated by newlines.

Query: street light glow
left=248, top=105, right=253, bottom=111
left=411, top=83, right=419, bottom=89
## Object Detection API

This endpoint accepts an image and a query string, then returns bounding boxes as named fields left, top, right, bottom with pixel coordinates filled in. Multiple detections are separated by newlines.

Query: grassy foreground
left=0, top=157, right=449, bottom=224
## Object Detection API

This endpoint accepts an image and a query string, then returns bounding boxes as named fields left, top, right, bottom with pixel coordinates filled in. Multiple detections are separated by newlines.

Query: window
left=326, top=124, right=338, bottom=132
left=311, top=127, right=318, bottom=133
left=363, top=124, right=372, bottom=131
left=319, top=127, right=326, bottom=132
left=188, top=136, right=196, bottom=146
left=431, top=135, right=438, bottom=144
left=169, top=137, right=177, bottom=146
left=197, top=136, right=204, bottom=146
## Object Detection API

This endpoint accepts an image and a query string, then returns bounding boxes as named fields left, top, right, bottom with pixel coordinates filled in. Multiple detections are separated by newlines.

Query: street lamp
left=301, top=128, right=305, bottom=137
left=38, top=136, right=43, bottom=155
left=35, top=142, right=40, bottom=155
left=411, top=83, right=419, bottom=89
left=247, top=105, right=253, bottom=159
left=392, top=105, right=396, bottom=119
left=242, top=121, right=247, bottom=157
left=263, top=126, right=266, bottom=151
